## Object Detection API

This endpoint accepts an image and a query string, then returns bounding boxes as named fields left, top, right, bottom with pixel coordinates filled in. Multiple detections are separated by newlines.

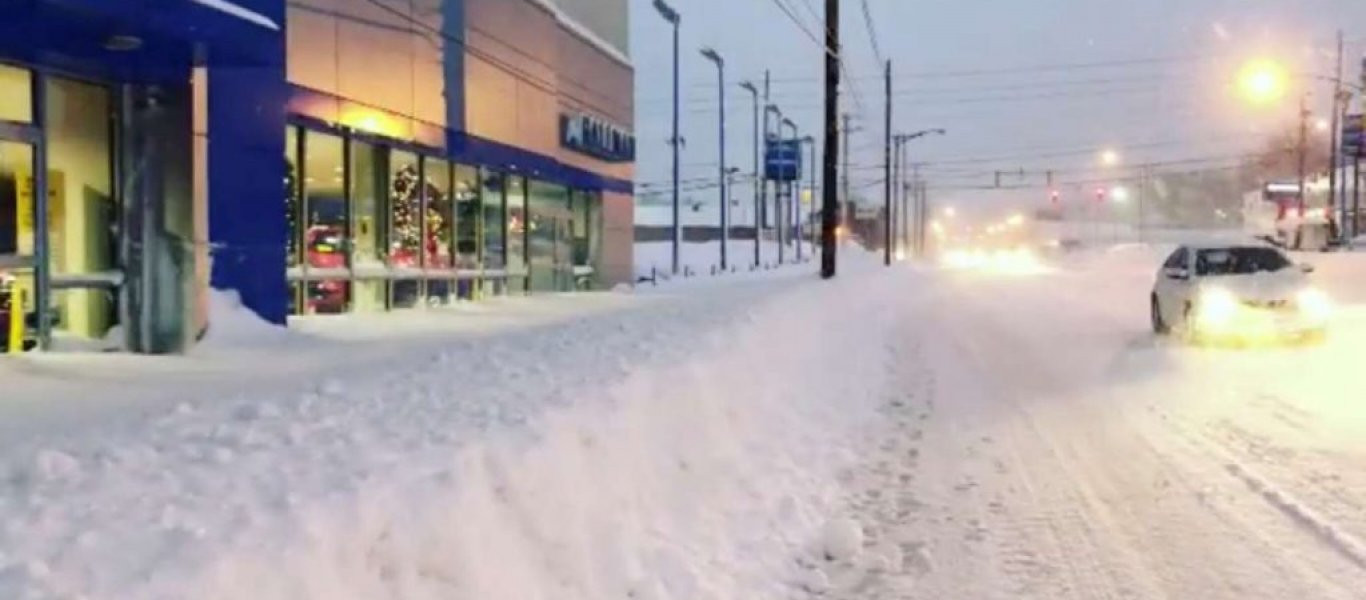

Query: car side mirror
left=1163, top=267, right=1190, bottom=281
left=1299, top=263, right=1315, bottom=274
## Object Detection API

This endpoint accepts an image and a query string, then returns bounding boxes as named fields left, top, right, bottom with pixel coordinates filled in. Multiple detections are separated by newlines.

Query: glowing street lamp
left=1238, top=58, right=1289, bottom=106
left=943, top=206, right=957, bottom=218
left=1100, top=149, right=1120, bottom=167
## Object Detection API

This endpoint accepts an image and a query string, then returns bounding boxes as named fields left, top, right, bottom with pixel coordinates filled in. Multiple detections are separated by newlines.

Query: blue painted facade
left=2, top=0, right=634, bottom=342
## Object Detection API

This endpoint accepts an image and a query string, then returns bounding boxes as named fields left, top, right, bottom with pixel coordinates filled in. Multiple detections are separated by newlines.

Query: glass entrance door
left=0, top=140, right=36, bottom=352
left=529, top=181, right=572, bottom=293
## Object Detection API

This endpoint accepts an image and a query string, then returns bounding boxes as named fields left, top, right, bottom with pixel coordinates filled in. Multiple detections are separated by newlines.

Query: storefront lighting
left=339, top=106, right=403, bottom=139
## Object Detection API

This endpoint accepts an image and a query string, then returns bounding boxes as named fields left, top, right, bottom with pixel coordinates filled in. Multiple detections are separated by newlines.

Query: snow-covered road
left=826, top=248, right=1366, bottom=598
left=4, top=245, right=1366, bottom=599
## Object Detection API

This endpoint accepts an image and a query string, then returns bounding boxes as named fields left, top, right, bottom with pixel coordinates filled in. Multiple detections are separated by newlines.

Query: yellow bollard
left=6, top=277, right=25, bottom=354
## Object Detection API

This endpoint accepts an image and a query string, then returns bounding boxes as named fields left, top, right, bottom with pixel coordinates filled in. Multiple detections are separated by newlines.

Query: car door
left=1154, top=247, right=1190, bottom=324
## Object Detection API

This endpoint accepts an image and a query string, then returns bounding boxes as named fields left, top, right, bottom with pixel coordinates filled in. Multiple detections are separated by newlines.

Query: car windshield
left=1195, top=247, right=1291, bottom=276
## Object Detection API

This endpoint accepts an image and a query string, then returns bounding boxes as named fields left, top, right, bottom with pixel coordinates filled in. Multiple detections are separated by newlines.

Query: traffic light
left=1049, top=189, right=1060, bottom=206
left=1095, top=187, right=1106, bottom=203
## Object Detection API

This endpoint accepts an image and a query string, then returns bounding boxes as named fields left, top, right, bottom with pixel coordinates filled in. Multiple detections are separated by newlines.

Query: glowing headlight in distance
left=1297, top=287, right=1333, bottom=321
left=1197, top=287, right=1239, bottom=327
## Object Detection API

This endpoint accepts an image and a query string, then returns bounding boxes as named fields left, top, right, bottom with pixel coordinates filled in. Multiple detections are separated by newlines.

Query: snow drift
left=0, top=256, right=898, bottom=599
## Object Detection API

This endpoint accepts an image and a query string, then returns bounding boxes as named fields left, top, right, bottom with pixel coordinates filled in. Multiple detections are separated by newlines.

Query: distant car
left=1151, top=243, right=1332, bottom=343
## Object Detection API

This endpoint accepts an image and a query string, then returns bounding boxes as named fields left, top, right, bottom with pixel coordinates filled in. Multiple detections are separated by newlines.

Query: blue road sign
left=764, top=138, right=803, bottom=181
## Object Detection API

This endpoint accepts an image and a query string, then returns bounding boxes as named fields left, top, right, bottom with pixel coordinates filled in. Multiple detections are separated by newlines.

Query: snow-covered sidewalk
left=0, top=252, right=899, bottom=599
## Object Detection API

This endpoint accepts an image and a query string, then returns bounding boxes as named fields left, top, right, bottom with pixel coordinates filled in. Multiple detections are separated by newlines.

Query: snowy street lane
left=829, top=251, right=1366, bottom=599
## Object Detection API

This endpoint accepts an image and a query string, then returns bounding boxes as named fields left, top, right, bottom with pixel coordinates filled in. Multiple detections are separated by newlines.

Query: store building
left=0, top=0, right=635, bottom=353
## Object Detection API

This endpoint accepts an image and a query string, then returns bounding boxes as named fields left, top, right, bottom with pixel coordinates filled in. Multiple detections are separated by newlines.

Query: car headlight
left=1297, top=288, right=1333, bottom=322
left=1197, top=287, right=1239, bottom=327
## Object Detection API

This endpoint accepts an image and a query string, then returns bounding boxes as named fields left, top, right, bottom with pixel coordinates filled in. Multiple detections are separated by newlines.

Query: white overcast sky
left=629, top=0, right=1366, bottom=217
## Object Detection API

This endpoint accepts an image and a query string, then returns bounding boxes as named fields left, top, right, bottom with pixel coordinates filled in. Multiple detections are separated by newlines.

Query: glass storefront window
left=0, top=64, right=32, bottom=123
left=507, top=176, right=527, bottom=272
left=454, top=164, right=480, bottom=270
left=573, top=191, right=601, bottom=268
left=388, top=149, right=420, bottom=269
left=423, top=158, right=453, bottom=270
left=286, top=126, right=301, bottom=268
left=1, top=141, right=34, bottom=350
left=303, top=131, right=346, bottom=272
left=350, top=139, right=387, bottom=312
left=350, top=139, right=385, bottom=273
left=45, top=76, right=116, bottom=340
left=481, top=169, right=505, bottom=270
left=0, top=141, right=33, bottom=258
left=305, top=280, right=350, bottom=315
left=528, top=181, right=570, bottom=292
left=425, top=279, right=453, bottom=305
left=392, top=279, right=421, bottom=309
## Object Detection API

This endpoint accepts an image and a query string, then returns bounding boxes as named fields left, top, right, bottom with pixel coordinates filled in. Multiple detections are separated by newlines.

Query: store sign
left=561, top=113, right=635, bottom=163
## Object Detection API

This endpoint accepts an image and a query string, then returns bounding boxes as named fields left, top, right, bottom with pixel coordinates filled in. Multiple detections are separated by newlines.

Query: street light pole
left=701, top=47, right=727, bottom=271
left=893, top=129, right=947, bottom=256
left=802, top=136, right=817, bottom=259
left=765, top=104, right=782, bottom=263
left=652, top=0, right=681, bottom=275
left=1298, top=91, right=1310, bottom=234
left=783, top=117, right=799, bottom=262
left=1333, top=29, right=1344, bottom=241
left=740, top=81, right=761, bottom=269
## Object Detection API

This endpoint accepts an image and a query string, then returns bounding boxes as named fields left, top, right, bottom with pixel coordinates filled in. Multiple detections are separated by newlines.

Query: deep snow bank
left=0, top=256, right=902, bottom=599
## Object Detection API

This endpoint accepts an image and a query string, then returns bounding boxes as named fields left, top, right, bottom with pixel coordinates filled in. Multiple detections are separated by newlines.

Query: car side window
left=1163, top=248, right=1187, bottom=270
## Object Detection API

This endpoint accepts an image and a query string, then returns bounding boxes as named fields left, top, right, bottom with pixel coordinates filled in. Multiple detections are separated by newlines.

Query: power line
left=764, top=0, right=837, bottom=58
left=858, top=0, right=883, bottom=65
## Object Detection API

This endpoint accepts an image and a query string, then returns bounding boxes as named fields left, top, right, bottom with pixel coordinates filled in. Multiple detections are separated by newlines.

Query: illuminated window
left=0, top=64, right=32, bottom=123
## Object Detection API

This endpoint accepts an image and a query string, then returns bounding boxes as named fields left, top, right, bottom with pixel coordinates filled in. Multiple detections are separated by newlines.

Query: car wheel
left=1151, top=295, right=1170, bottom=335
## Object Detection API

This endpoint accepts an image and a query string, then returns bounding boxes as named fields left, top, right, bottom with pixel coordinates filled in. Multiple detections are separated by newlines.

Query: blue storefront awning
left=0, top=0, right=282, bottom=83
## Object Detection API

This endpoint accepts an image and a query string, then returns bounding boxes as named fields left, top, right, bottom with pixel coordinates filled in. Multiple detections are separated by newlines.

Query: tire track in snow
left=1143, top=399, right=1366, bottom=576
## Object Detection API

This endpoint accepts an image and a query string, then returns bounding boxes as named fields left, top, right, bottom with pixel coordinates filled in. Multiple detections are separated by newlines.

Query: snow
left=198, top=288, right=294, bottom=350
left=0, top=250, right=891, bottom=600
left=6, top=242, right=1366, bottom=598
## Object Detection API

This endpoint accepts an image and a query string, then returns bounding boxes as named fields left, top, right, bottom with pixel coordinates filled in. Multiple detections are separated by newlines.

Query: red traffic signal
left=1049, top=189, right=1060, bottom=205
left=1095, top=187, right=1106, bottom=203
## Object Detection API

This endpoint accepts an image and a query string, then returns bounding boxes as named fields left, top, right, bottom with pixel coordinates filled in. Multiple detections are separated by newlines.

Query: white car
left=1150, top=243, right=1332, bottom=343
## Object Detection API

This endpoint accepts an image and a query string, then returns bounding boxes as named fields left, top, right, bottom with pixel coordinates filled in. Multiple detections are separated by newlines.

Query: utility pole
left=1298, top=91, right=1309, bottom=221
left=902, top=157, right=912, bottom=255
left=820, top=0, right=841, bottom=278
left=1329, top=30, right=1344, bottom=242
left=883, top=60, right=893, bottom=265
left=891, top=136, right=903, bottom=257
left=1357, top=60, right=1366, bottom=243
